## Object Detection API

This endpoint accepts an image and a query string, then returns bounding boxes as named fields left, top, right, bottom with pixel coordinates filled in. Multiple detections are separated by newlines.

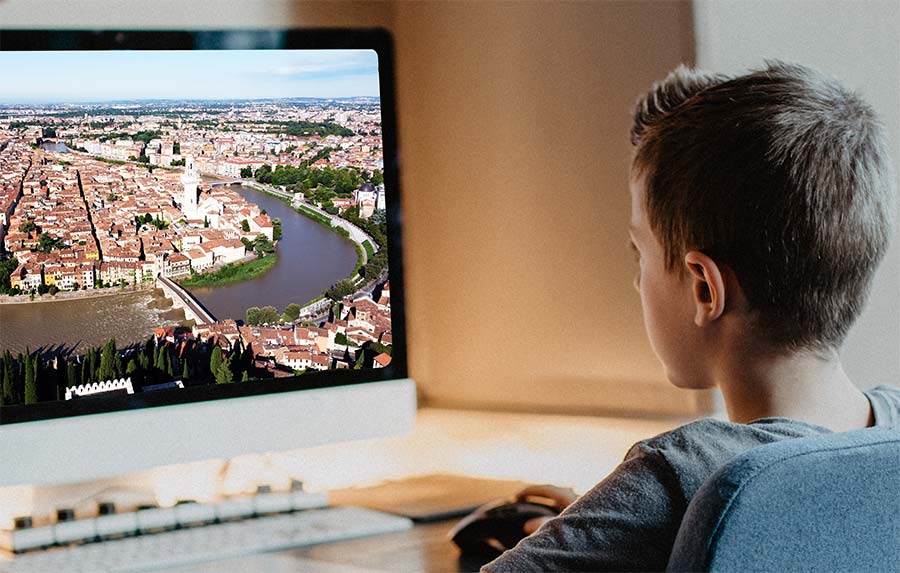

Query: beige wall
left=693, top=0, right=900, bottom=391
left=391, top=1, right=701, bottom=416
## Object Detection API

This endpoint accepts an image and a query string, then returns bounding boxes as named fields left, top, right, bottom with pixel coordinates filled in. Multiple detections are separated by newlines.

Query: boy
left=485, top=61, right=900, bottom=572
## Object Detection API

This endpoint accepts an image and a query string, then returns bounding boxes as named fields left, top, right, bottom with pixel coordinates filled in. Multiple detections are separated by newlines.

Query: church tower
left=180, top=155, right=200, bottom=219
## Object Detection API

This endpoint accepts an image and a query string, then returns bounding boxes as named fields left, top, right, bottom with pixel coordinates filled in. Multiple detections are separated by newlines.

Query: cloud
left=262, top=51, right=377, bottom=78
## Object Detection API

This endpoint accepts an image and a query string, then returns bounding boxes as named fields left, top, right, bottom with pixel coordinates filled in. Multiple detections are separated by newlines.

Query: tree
left=215, top=365, right=234, bottom=384
left=246, top=307, right=262, bottom=326
left=240, top=166, right=253, bottom=178
left=0, top=257, right=20, bottom=295
left=252, top=235, right=275, bottom=256
left=99, top=338, right=117, bottom=381
left=66, top=361, right=79, bottom=388
left=272, top=218, right=282, bottom=241
left=24, top=352, right=37, bottom=404
left=155, top=344, right=168, bottom=373
left=371, top=169, right=384, bottom=186
left=241, top=219, right=251, bottom=233
left=2, top=356, right=14, bottom=405
left=181, top=359, right=189, bottom=381
left=126, top=359, right=138, bottom=376
left=325, top=279, right=356, bottom=302
left=18, top=220, right=36, bottom=233
left=259, top=306, right=279, bottom=324
left=81, top=355, right=91, bottom=385
left=210, top=346, right=224, bottom=379
left=282, top=303, right=301, bottom=323
left=173, top=141, right=181, bottom=155
left=241, top=371, right=250, bottom=382
left=204, top=216, right=210, bottom=228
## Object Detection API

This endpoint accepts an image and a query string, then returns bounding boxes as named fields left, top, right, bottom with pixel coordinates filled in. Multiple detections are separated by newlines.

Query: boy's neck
left=716, top=347, right=874, bottom=431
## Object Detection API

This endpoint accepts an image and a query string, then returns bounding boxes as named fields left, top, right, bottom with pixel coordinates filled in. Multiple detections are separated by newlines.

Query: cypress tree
left=99, top=339, right=116, bottom=382
left=143, top=338, right=154, bottom=367
left=165, top=352, right=174, bottom=378
left=114, top=353, right=124, bottom=379
left=181, top=359, right=189, bottom=381
left=24, top=353, right=37, bottom=404
left=155, top=345, right=167, bottom=372
left=209, top=346, right=224, bottom=381
left=2, top=352, right=13, bottom=405
left=126, top=358, right=138, bottom=376
left=215, top=355, right=234, bottom=384
left=88, top=348, right=98, bottom=384
left=66, top=361, right=78, bottom=388
left=81, top=356, right=90, bottom=385
left=14, top=352, right=25, bottom=403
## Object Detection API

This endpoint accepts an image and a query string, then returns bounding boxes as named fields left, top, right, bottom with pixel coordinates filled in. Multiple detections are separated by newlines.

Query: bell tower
left=180, top=155, right=200, bottom=218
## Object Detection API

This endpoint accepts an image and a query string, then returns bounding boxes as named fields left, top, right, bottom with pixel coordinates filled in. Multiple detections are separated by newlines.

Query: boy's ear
left=683, top=251, right=726, bottom=327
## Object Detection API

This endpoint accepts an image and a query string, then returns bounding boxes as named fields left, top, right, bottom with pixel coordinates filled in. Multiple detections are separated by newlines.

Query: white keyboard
left=0, top=506, right=412, bottom=572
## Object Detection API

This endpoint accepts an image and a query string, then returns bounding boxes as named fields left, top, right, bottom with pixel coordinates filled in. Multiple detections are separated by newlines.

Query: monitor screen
left=0, top=30, right=407, bottom=426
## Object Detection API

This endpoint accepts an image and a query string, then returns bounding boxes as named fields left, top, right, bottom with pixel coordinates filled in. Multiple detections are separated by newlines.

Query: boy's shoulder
left=626, top=384, right=900, bottom=495
left=624, top=415, right=833, bottom=497
left=630, top=414, right=832, bottom=460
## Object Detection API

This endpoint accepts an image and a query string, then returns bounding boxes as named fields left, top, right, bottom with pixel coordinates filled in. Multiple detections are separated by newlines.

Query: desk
left=171, top=517, right=481, bottom=573
left=3, top=408, right=686, bottom=571
left=286, top=517, right=481, bottom=572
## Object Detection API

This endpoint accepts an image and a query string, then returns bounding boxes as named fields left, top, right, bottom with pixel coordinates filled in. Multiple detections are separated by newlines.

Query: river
left=0, top=163, right=358, bottom=352
left=186, top=184, right=357, bottom=322
left=0, top=290, right=185, bottom=354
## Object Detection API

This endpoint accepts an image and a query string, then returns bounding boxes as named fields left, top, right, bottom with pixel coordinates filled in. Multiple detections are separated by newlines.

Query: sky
left=0, top=49, right=380, bottom=104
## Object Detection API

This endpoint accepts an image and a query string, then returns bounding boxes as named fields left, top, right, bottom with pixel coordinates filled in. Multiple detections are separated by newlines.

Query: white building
left=180, top=156, right=200, bottom=219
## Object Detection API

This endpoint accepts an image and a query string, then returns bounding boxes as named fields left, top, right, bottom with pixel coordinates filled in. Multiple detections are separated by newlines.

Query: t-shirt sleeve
left=483, top=443, right=686, bottom=572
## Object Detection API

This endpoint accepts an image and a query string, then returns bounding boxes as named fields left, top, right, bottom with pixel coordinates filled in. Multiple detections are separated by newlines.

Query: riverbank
left=177, top=253, right=277, bottom=288
left=0, top=282, right=156, bottom=305
left=245, top=182, right=367, bottom=276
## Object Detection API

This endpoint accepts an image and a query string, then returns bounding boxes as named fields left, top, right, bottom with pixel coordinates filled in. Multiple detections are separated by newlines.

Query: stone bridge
left=157, top=275, right=216, bottom=325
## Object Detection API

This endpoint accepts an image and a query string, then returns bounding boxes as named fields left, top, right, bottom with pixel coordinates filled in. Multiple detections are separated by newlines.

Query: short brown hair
left=631, top=61, right=895, bottom=351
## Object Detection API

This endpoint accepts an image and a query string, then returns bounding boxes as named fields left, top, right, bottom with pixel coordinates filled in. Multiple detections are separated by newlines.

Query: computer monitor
left=0, top=29, right=415, bottom=488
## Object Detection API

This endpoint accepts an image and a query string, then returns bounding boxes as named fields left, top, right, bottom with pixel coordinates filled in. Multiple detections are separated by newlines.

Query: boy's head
left=628, top=61, right=895, bottom=384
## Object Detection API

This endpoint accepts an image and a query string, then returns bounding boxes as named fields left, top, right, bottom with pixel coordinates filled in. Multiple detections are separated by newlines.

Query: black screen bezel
left=0, top=29, right=408, bottom=425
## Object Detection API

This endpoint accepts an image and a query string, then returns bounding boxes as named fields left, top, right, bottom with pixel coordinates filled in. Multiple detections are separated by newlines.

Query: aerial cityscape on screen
left=0, top=50, right=393, bottom=410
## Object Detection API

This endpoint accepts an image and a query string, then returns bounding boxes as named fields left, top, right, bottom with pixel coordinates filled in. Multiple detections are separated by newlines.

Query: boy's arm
left=483, top=444, right=686, bottom=572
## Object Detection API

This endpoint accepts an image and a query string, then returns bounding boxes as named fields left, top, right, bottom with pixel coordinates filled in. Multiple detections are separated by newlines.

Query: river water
left=0, top=290, right=185, bottom=354
left=187, top=185, right=357, bottom=322
left=0, top=169, right=357, bottom=353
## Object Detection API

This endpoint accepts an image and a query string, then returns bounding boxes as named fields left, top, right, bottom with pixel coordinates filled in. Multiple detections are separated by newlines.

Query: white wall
left=693, top=0, right=900, bottom=390
left=0, top=0, right=392, bottom=29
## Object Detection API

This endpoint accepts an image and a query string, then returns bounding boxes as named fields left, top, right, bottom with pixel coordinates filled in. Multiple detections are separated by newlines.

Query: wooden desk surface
left=283, top=517, right=487, bottom=572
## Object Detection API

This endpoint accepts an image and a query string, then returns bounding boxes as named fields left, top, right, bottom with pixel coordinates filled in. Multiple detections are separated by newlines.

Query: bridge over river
left=156, top=276, right=216, bottom=325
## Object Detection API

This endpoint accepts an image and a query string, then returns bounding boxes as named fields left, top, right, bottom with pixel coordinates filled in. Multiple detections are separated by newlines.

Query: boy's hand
left=514, top=484, right=578, bottom=534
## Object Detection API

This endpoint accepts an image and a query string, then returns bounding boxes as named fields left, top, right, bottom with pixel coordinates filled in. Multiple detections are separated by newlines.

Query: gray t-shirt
left=485, top=385, right=900, bottom=572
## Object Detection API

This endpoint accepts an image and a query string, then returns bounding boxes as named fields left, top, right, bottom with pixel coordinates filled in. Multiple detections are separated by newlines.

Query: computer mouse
left=449, top=497, right=560, bottom=558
